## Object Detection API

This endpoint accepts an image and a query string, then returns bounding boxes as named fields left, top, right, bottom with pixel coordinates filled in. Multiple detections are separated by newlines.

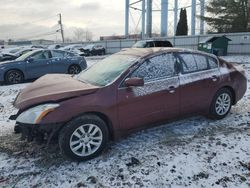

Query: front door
left=117, top=53, right=180, bottom=130
left=26, top=50, right=52, bottom=79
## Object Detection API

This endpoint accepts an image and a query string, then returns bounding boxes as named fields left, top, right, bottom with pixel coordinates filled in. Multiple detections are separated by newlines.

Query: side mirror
left=27, top=57, right=34, bottom=63
left=124, top=77, right=144, bottom=87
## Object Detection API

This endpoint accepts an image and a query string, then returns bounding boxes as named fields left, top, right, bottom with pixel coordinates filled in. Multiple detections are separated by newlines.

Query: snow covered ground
left=0, top=56, right=249, bottom=188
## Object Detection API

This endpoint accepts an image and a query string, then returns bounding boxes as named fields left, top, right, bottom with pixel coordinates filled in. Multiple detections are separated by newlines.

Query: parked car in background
left=11, top=48, right=247, bottom=161
left=1, top=47, right=25, bottom=54
left=133, top=39, right=173, bottom=48
left=60, top=44, right=85, bottom=56
left=0, top=49, right=87, bottom=84
left=0, top=48, right=35, bottom=62
left=82, top=44, right=106, bottom=56
left=48, top=44, right=64, bottom=50
left=0, top=53, right=17, bottom=62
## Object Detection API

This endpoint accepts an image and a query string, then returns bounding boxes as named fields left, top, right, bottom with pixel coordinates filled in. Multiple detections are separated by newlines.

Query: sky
left=0, top=0, right=200, bottom=41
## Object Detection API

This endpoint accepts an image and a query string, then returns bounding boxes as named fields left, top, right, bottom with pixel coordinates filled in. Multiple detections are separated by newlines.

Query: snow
left=0, top=55, right=250, bottom=188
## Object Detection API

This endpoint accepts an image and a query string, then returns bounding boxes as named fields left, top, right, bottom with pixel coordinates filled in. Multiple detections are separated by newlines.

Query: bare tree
left=84, top=29, right=93, bottom=41
left=73, top=27, right=93, bottom=42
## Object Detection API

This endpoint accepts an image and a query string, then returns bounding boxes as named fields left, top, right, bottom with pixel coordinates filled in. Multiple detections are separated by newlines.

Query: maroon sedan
left=11, top=48, right=247, bottom=161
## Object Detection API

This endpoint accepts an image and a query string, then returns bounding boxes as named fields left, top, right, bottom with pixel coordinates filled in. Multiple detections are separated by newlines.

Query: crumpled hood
left=14, top=74, right=99, bottom=110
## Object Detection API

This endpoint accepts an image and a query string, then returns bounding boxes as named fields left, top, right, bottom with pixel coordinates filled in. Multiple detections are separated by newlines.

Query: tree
left=73, top=27, right=93, bottom=42
left=202, top=0, right=250, bottom=33
left=176, top=8, right=188, bottom=36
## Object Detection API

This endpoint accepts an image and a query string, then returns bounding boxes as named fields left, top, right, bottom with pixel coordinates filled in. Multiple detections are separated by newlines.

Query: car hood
left=0, top=60, right=19, bottom=65
left=14, top=74, right=100, bottom=110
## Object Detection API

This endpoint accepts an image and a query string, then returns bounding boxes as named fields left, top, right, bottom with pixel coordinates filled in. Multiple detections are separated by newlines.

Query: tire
left=59, top=115, right=109, bottom=161
left=5, top=69, right=24, bottom=84
left=68, top=65, right=81, bottom=75
left=209, top=88, right=233, bottom=120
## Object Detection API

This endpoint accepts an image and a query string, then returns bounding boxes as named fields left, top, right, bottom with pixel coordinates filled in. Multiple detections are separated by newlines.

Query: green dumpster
left=198, top=36, right=231, bottom=56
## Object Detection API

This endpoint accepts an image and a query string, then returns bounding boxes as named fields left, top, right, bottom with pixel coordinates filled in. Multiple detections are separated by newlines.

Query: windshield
left=133, top=41, right=147, bottom=48
left=15, top=51, right=35, bottom=61
left=84, top=44, right=94, bottom=50
left=77, top=54, right=137, bottom=86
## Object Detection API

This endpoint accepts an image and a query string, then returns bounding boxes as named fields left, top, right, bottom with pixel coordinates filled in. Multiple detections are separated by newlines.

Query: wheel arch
left=60, top=111, right=115, bottom=141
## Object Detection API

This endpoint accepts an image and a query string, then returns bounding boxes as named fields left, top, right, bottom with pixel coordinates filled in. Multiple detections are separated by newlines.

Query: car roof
left=138, top=39, right=171, bottom=42
left=119, top=47, right=218, bottom=59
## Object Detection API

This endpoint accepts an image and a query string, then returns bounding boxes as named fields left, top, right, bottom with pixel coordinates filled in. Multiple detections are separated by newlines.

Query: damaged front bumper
left=14, top=122, right=63, bottom=144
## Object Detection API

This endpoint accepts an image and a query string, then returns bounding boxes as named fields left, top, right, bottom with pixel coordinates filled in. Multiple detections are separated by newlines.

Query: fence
left=81, top=32, right=250, bottom=55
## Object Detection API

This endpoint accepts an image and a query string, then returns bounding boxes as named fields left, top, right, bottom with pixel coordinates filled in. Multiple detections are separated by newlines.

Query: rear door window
left=193, top=54, right=208, bottom=71
left=179, top=54, right=198, bottom=73
left=52, top=50, right=65, bottom=58
left=178, top=53, right=210, bottom=73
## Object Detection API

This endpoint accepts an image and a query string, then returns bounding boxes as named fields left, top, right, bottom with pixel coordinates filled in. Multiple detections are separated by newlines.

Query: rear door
left=50, top=50, right=68, bottom=73
left=26, top=50, right=52, bottom=79
left=117, top=53, right=180, bottom=130
left=177, top=53, right=220, bottom=115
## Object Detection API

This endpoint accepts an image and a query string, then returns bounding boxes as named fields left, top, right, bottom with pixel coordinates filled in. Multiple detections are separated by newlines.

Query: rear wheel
left=68, top=65, right=81, bottom=74
left=209, top=88, right=232, bottom=119
left=59, top=115, right=109, bottom=161
left=5, top=70, right=24, bottom=84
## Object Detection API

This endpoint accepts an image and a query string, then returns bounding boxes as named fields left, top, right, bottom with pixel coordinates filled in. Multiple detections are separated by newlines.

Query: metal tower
left=124, top=0, right=206, bottom=38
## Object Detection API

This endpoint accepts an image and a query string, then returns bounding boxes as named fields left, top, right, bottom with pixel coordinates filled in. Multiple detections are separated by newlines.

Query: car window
left=130, top=53, right=176, bottom=83
left=31, top=51, right=50, bottom=60
left=146, top=42, right=155, bottom=47
left=179, top=54, right=198, bottom=73
left=193, top=54, right=208, bottom=71
left=52, top=50, right=65, bottom=58
left=208, top=57, right=218, bottom=69
left=154, top=41, right=161, bottom=47
left=64, top=52, right=75, bottom=57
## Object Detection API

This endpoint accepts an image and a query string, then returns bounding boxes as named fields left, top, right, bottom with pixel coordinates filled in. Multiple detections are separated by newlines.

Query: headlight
left=16, top=104, right=60, bottom=124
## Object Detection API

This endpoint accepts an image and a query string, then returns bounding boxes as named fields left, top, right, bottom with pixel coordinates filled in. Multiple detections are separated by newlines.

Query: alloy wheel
left=215, top=93, right=231, bottom=116
left=69, top=124, right=103, bottom=157
left=7, top=71, right=22, bottom=84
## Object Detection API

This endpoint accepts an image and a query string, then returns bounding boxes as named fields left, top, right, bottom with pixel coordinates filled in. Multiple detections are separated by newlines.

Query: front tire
left=209, top=88, right=232, bottom=120
left=59, top=115, right=109, bottom=161
left=5, top=70, right=24, bottom=84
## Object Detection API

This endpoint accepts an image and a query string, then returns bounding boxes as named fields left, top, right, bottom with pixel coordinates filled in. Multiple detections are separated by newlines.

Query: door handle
left=168, top=86, right=175, bottom=94
left=211, top=75, right=218, bottom=82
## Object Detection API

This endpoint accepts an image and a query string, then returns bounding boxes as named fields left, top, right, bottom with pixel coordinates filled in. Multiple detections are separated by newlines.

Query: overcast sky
left=0, top=0, right=198, bottom=41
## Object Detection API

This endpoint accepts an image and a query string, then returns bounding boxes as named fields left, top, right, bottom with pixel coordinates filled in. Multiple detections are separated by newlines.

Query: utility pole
left=58, top=13, right=65, bottom=43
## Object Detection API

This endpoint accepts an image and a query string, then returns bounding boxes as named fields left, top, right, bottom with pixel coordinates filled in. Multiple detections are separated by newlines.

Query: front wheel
left=5, top=70, right=24, bottom=84
left=209, top=88, right=233, bottom=120
left=59, top=115, right=109, bottom=161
